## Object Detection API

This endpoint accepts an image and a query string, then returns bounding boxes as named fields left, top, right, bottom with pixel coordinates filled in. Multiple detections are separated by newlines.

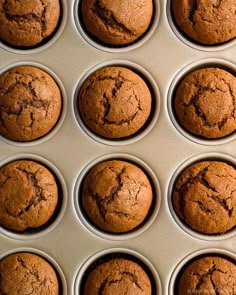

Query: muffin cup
left=73, top=60, right=160, bottom=146
left=0, top=61, right=67, bottom=147
left=168, top=248, right=236, bottom=295
left=73, top=0, right=160, bottom=53
left=167, top=58, right=236, bottom=146
left=0, top=153, right=67, bottom=241
left=166, top=0, right=236, bottom=52
left=168, top=152, right=236, bottom=241
left=73, top=153, right=161, bottom=241
left=0, top=247, right=67, bottom=295
left=74, top=247, right=162, bottom=295
left=0, top=0, right=68, bottom=55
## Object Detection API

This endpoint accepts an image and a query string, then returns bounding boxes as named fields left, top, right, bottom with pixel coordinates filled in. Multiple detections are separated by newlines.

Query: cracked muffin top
left=81, top=0, right=153, bottom=46
left=178, top=256, right=236, bottom=295
left=0, top=65, right=62, bottom=142
left=0, top=0, right=60, bottom=47
left=0, top=252, right=59, bottom=295
left=81, top=160, right=153, bottom=233
left=172, top=0, right=236, bottom=45
left=174, top=67, right=236, bottom=139
left=172, top=160, right=236, bottom=234
left=78, top=66, right=152, bottom=139
left=0, top=160, right=58, bottom=232
left=83, top=258, right=152, bottom=294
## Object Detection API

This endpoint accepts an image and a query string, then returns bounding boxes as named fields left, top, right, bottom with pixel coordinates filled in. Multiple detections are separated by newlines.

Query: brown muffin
left=174, top=67, right=236, bottom=139
left=0, top=65, right=62, bottom=142
left=81, top=0, right=153, bottom=46
left=178, top=256, right=236, bottom=295
left=172, top=161, right=236, bottom=234
left=0, top=0, right=60, bottom=47
left=0, top=160, right=58, bottom=232
left=0, top=252, right=59, bottom=295
left=81, top=160, right=153, bottom=233
left=78, top=66, right=152, bottom=139
left=83, top=258, right=152, bottom=294
left=172, top=0, right=236, bottom=45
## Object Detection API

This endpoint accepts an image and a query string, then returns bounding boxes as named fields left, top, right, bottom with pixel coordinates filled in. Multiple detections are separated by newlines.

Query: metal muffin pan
left=0, top=0, right=235, bottom=294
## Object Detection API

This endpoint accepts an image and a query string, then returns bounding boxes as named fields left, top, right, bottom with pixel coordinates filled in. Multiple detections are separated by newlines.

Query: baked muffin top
left=78, top=66, right=152, bottom=139
left=81, top=160, right=153, bottom=233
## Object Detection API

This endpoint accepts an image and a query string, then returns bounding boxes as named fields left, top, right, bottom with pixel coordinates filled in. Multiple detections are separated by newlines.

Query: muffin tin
left=0, top=0, right=235, bottom=294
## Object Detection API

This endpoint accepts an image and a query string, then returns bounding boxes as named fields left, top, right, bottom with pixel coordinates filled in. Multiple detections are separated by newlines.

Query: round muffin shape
left=81, top=0, right=153, bottom=46
left=83, top=258, right=152, bottom=294
left=0, top=65, right=62, bottom=142
left=172, top=0, right=236, bottom=45
left=172, top=161, right=236, bottom=234
left=81, top=160, right=153, bottom=233
left=0, top=160, right=58, bottom=232
left=0, top=252, right=59, bottom=295
left=174, top=67, right=236, bottom=139
left=178, top=256, right=236, bottom=295
left=0, top=0, right=60, bottom=47
left=78, top=66, right=152, bottom=139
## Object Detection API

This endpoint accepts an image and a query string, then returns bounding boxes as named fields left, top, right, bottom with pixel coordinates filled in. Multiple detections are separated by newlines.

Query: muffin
left=83, top=258, right=152, bottom=294
left=0, top=65, right=62, bottom=142
left=172, top=0, right=236, bottom=45
left=81, top=160, right=153, bottom=233
left=0, top=252, right=59, bottom=295
left=78, top=66, right=152, bottom=139
left=0, top=160, right=59, bottom=232
left=0, top=0, right=60, bottom=47
left=178, top=256, right=236, bottom=295
left=81, top=0, right=153, bottom=46
left=172, top=160, right=236, bottom=234
left=174, top=67, right=236, bottom=139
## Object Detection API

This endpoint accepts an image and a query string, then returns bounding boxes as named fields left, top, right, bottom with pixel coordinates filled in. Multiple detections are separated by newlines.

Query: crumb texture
left=81, top=0, right=153, bottom=45
left=82, top=160, right=153, bottom=233
left=84, top=258, right=152, bottom=294
left=172, top=161, right=236, bottom=234
left=0, top=65, right=62, bottom=142
left=172, top=0, right=236, bottom=44
left=78, top=66, right=152, bottom=139
left=0, top=160, right=58, bottom=232
left=174, top=67, right=236, bottom=139
left=0, top=0, right=60, bottom=47
left=0, top=252, right=59, bottom=295
left=178, top=256, right=236, bottom=295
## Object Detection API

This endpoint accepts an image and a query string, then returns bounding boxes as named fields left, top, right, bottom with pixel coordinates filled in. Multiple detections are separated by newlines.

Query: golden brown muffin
left=81, top=0, right=153, bottom=46
left=0, top=65, right=62, bottom=142
left=78, top=66, right=152, bottom=139
left=172, top=0, right=236, bottom=45
left=81, top=160, right=153, bottom=233
left=174, top=67, right=236, bottom=139
left=0, top=252, right=59, bottom=295
left=178, top=256, right=236, bottom=295
left=83, top=258, right=152, bottom=294
left=0, top=160, right=58, bottom=232
left=172, top=161, right=236, bottom=234
left=0, top=0, right=60, bottom=47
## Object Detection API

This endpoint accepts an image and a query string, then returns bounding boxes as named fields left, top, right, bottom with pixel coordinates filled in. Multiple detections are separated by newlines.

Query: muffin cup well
left=168, top=152, right=236, bottom=241
left=166, top=0, right=236, bottom=52
left=73, top=0, right=160, bottom=53
left=0, top=154, right=67, bottom=241
left=74, top=247, right=162, bottom=295
left=168, top=248, right=236, bottom=295
left=0, top=247, right=67, bottom=295
left=0, top=0, right=67, bottom=55
left=0, top=61, right=67, bottom=147
left=167, top=58, right=236, bottom=146
left=73, top=153, right=161, bottom=241
left=73, top=60, right=160, bottom=146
